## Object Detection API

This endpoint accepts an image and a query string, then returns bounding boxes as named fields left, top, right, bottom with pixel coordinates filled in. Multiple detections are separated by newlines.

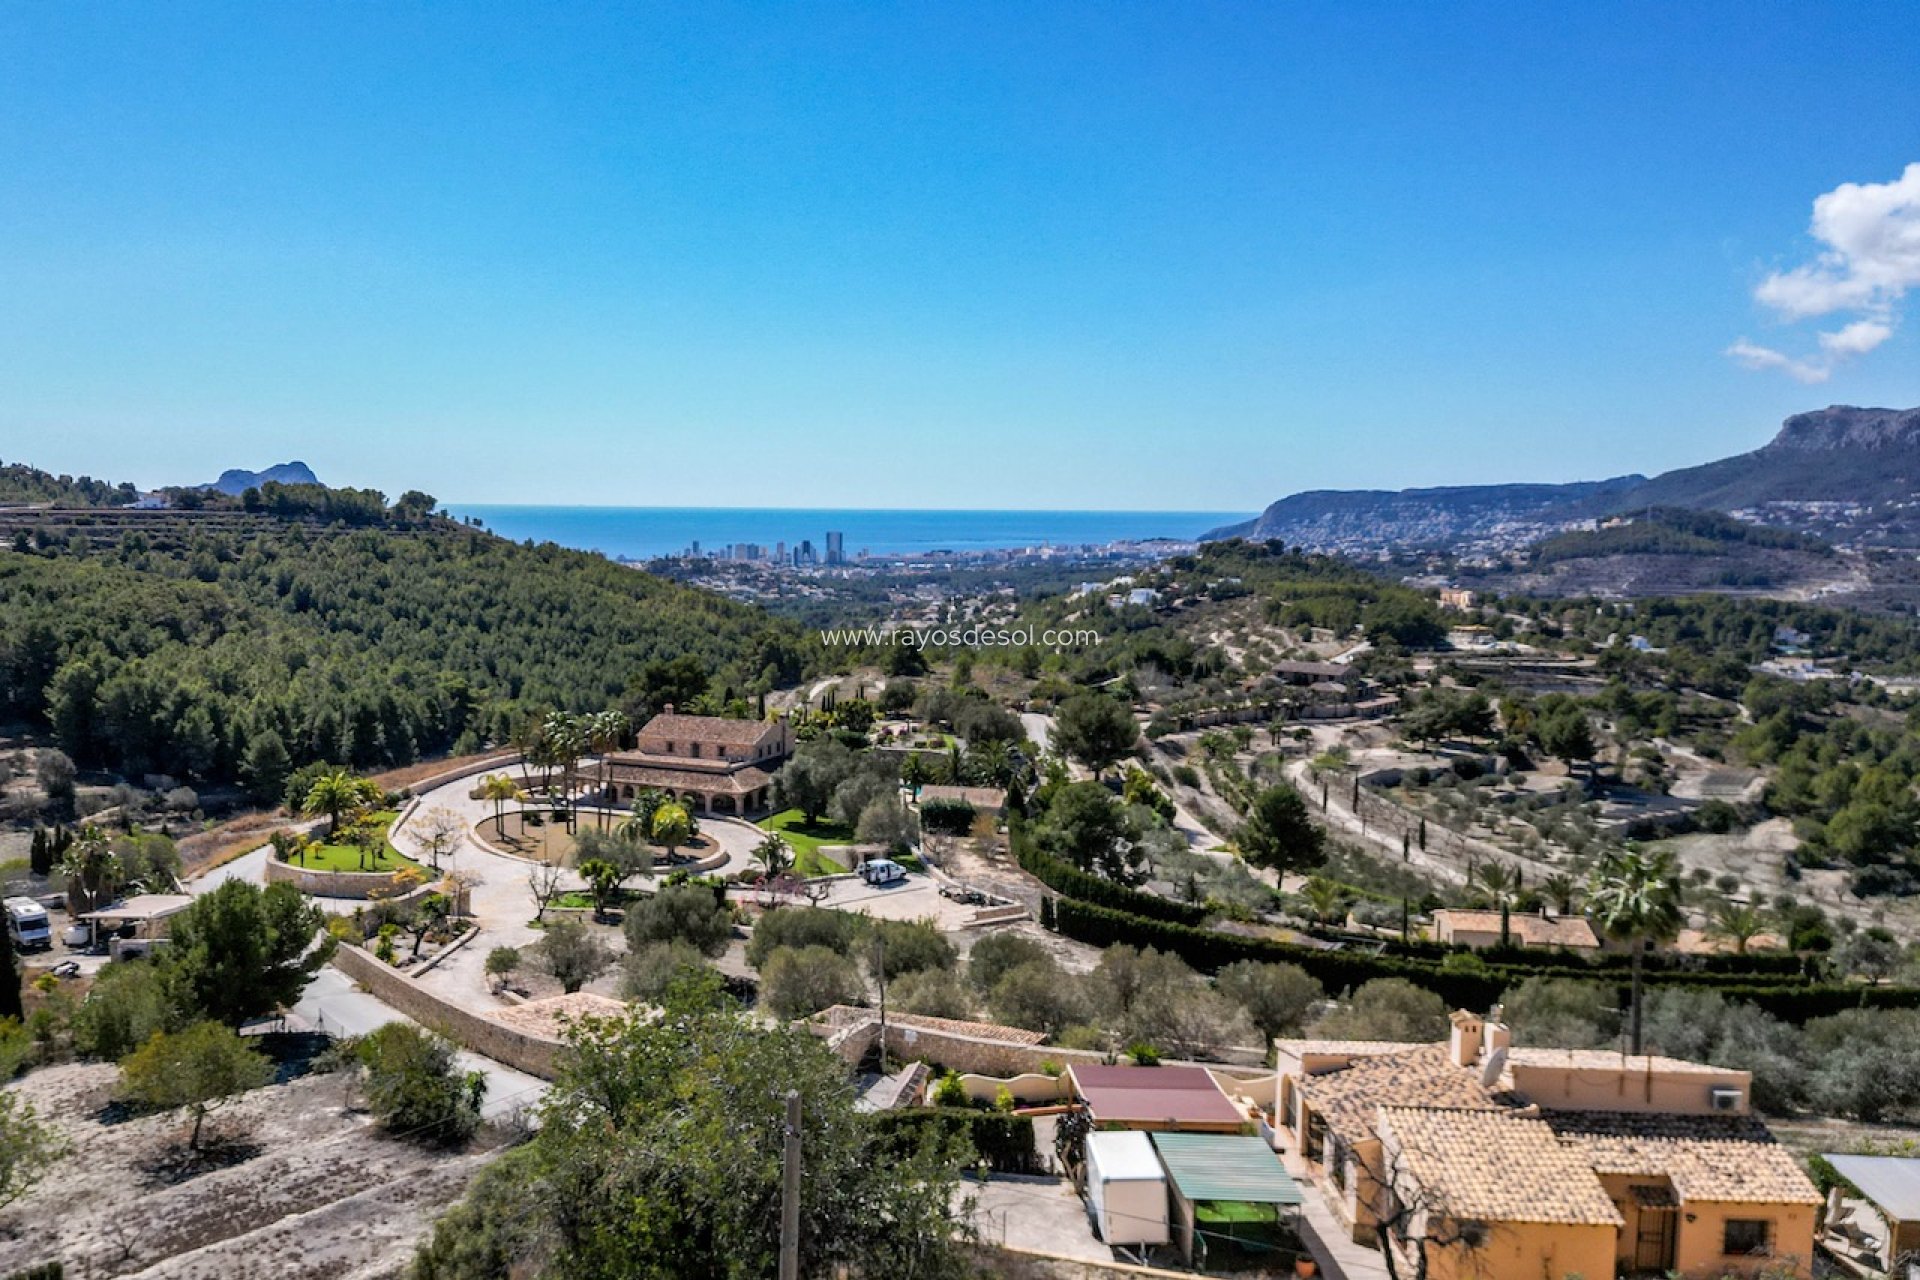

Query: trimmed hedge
left=871, top=1107, right=1042, bottom=1174
left=1055, top=898, right=1507, bottom=1007
left=1014, top=839, right=1207, bottom=928
left=1052, top=898, right=1920, bottom=1025
left=921, top=799, right=977, bottom=836
left=1290, top=926, right=1810, bottom=980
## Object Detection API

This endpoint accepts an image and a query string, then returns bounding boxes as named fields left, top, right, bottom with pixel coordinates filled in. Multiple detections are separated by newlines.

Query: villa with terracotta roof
left=1272, top=1009, right=1819, bottom=1280
left=601, top=708, right=792, bottom=815
left=1430, top=907, right=1600, bottom=952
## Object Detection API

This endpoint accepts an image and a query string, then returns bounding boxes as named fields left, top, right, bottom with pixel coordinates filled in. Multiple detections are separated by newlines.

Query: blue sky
left=2, top=3, right=1916, bottom=511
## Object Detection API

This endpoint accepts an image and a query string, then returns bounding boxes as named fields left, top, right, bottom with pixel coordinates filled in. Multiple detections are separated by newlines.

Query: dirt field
left=0, top=1064, right=493, bottom=1279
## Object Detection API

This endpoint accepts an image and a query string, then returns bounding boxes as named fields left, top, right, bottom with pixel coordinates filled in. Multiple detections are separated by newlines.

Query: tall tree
left=59, top=823, right=120, bottom=916
left=0, top=922, right=20, bottom=1024
left=302, top=769, right=381, bottom=837
left=1236, top=783, right=1327, bottom=876
left=1585, top=848, right=1683, bottom=1055
left=164, top=879, right=335, bottom=1026
left=1038, top=782, right=1141, bottom=883
left=1051, top=692, right=1139, bottom=780
left=479, top=773, right=523, bottom=833
left=770, top=739, right=857, bottom=826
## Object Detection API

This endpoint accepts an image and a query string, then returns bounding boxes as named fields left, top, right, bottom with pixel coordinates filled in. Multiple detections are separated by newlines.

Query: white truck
left=4, top=898, right=52, bottom=951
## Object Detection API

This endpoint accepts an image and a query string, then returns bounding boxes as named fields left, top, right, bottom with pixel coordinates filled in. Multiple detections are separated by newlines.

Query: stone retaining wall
left=330, top=943, right=565, bottom=1080
left=817, top=1016, right=1271, bottom=1087
left=266, top=858, right=413, bottom=900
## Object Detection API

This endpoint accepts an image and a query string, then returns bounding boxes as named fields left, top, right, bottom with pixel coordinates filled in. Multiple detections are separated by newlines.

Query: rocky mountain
left=206, top=460, right=322, bottom=495
left=1211, top=406, right=1920, bottom=554
left=1602, top=406, right=1920, bottom=515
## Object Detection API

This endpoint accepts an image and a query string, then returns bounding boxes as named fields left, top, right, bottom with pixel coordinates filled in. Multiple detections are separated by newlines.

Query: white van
left=5, top=898, right=52, bottom=951
left=859, top=858, right=906, bottom=886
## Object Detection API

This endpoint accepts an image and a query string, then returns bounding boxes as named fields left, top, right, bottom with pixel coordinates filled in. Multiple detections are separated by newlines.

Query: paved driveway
left=294, top=967, right=548, bottom=1121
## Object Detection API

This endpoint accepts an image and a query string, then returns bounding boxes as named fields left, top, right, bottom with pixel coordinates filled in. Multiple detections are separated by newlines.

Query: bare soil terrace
left=0, top=1064, right=492, bottom=1280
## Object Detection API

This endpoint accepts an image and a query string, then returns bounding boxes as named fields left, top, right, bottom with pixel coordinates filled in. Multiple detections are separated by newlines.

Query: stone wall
left=816, top=1016, right=1271, bottom=1088
left=330, top=943, right=564, bottom=1080
left=266, top=857, right=413, bottom=900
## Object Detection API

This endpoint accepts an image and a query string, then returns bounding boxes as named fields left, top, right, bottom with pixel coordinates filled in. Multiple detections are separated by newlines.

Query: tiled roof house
left=1271, top=1009, right=1818, bottom=1280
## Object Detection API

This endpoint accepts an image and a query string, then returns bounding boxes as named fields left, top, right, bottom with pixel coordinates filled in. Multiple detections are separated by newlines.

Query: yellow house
left=1271, top=1010, right=1820, bottom=1279
left=1375, top=1106, right=1621, bottom=1280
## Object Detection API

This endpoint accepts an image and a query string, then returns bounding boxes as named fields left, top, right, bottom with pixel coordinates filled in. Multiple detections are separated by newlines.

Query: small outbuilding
left=1150, top=1132, right=1304, bottom=1266
left=1067, top=1064, right=1246, bottom=1133
left=1083, top=1130, right=1169, bottom=1246
left=1823, top=1154, right=1920, bottom=1272
left=78, top=893, right=195, bottom=954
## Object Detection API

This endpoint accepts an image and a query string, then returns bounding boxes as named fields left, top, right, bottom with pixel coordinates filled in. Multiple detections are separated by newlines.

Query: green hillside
left=1530, top=509, right=1832, bottom=565
left=0, top=459, right=138, bottom=508
left=0, top=486, right=812, bottom=790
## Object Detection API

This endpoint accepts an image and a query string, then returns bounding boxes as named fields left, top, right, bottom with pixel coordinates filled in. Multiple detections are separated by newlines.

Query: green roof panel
left=1149, top=1133, right=1304, bottom=1206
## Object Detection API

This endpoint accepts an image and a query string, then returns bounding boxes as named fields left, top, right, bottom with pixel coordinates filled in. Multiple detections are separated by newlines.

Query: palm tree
left=1302, top=875, right=1347, bottom=925
left=1541, top=873, right=1578, bottom=916
left=968, top=741, right=1013, bottom=789
left=479, top=773, right=524, bottom=835
left=752, top=833, right=794, bottom=880
left=1586, top=847, right=1683, bottom=1055
left=60, top=824, right=121, bottom=915
left=585, top=710, right=627, bottom=830
left=1707, top=900, right=1769, bottom=956
left=303, top=770, right=380, bottom=838
left=541, top=711, right=590, bottom=830
left=1475, top=862, right=1521, bottom=907
left=651, top=802, right=693, bottom=860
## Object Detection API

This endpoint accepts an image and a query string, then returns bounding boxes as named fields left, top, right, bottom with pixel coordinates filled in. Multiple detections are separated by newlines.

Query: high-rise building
left=795, top=539, right=816, bottom=566
left=825, top=530, right=845, bottom=565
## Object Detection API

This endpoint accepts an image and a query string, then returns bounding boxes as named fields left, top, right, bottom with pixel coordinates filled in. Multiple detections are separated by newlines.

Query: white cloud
left=1818, top=318, right=1894, bottom=357
left=1728, top=162, right=1918, bottom=380
left=1725, top=338, right=1830, bottom=384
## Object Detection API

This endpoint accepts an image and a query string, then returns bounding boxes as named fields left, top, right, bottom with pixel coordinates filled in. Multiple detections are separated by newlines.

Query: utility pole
left=780, top=1090, right=802, bottom=1280
left=875, top=933, right=887, bottom=1069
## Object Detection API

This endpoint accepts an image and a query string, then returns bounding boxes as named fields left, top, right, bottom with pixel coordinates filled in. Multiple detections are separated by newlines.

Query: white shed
left=1084, top=1130, right=1169, bottom=1246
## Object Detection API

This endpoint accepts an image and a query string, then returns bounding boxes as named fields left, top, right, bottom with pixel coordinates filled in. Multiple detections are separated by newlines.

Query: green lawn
left=299, top=811, right=422, bottom=874
left=759, top=809, right=854, bottom=877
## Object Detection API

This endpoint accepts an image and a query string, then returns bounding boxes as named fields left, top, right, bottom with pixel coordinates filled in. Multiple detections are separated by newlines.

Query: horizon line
left=444, top=502, right=1253, bottom=517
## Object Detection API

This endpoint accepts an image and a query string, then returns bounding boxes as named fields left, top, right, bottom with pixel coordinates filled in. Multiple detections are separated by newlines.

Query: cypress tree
left=0, top=924, right=21, bottom=1024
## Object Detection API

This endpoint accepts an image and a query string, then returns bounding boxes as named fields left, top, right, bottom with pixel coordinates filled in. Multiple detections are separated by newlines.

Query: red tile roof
left=638, top=712, right=784, bottom=748
left=1068, top=1064, right=1244, bottom=1128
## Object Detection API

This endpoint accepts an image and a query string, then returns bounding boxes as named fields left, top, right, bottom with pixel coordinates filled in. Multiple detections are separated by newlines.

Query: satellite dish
left=1479, top=1046, right=1508, bottom=1090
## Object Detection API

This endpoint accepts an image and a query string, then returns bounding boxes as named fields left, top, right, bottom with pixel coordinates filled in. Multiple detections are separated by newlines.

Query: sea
left=445, top=506, right=1247, bottom=562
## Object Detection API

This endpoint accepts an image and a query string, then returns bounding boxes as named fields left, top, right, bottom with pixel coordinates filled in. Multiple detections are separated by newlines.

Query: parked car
left=860, top=858, right=907, bottom=886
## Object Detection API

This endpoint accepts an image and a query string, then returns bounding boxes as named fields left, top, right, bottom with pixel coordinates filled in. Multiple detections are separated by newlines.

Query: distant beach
left=446, top=506, right=1245, bottom=561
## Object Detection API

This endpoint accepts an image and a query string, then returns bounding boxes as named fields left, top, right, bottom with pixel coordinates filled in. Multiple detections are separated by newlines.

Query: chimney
left=1448, top=1010, right=1483, bottom=1069
left=1485, top=1008, right=1512, bottom=1058
left=663, top=703, right=675, bottom=716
